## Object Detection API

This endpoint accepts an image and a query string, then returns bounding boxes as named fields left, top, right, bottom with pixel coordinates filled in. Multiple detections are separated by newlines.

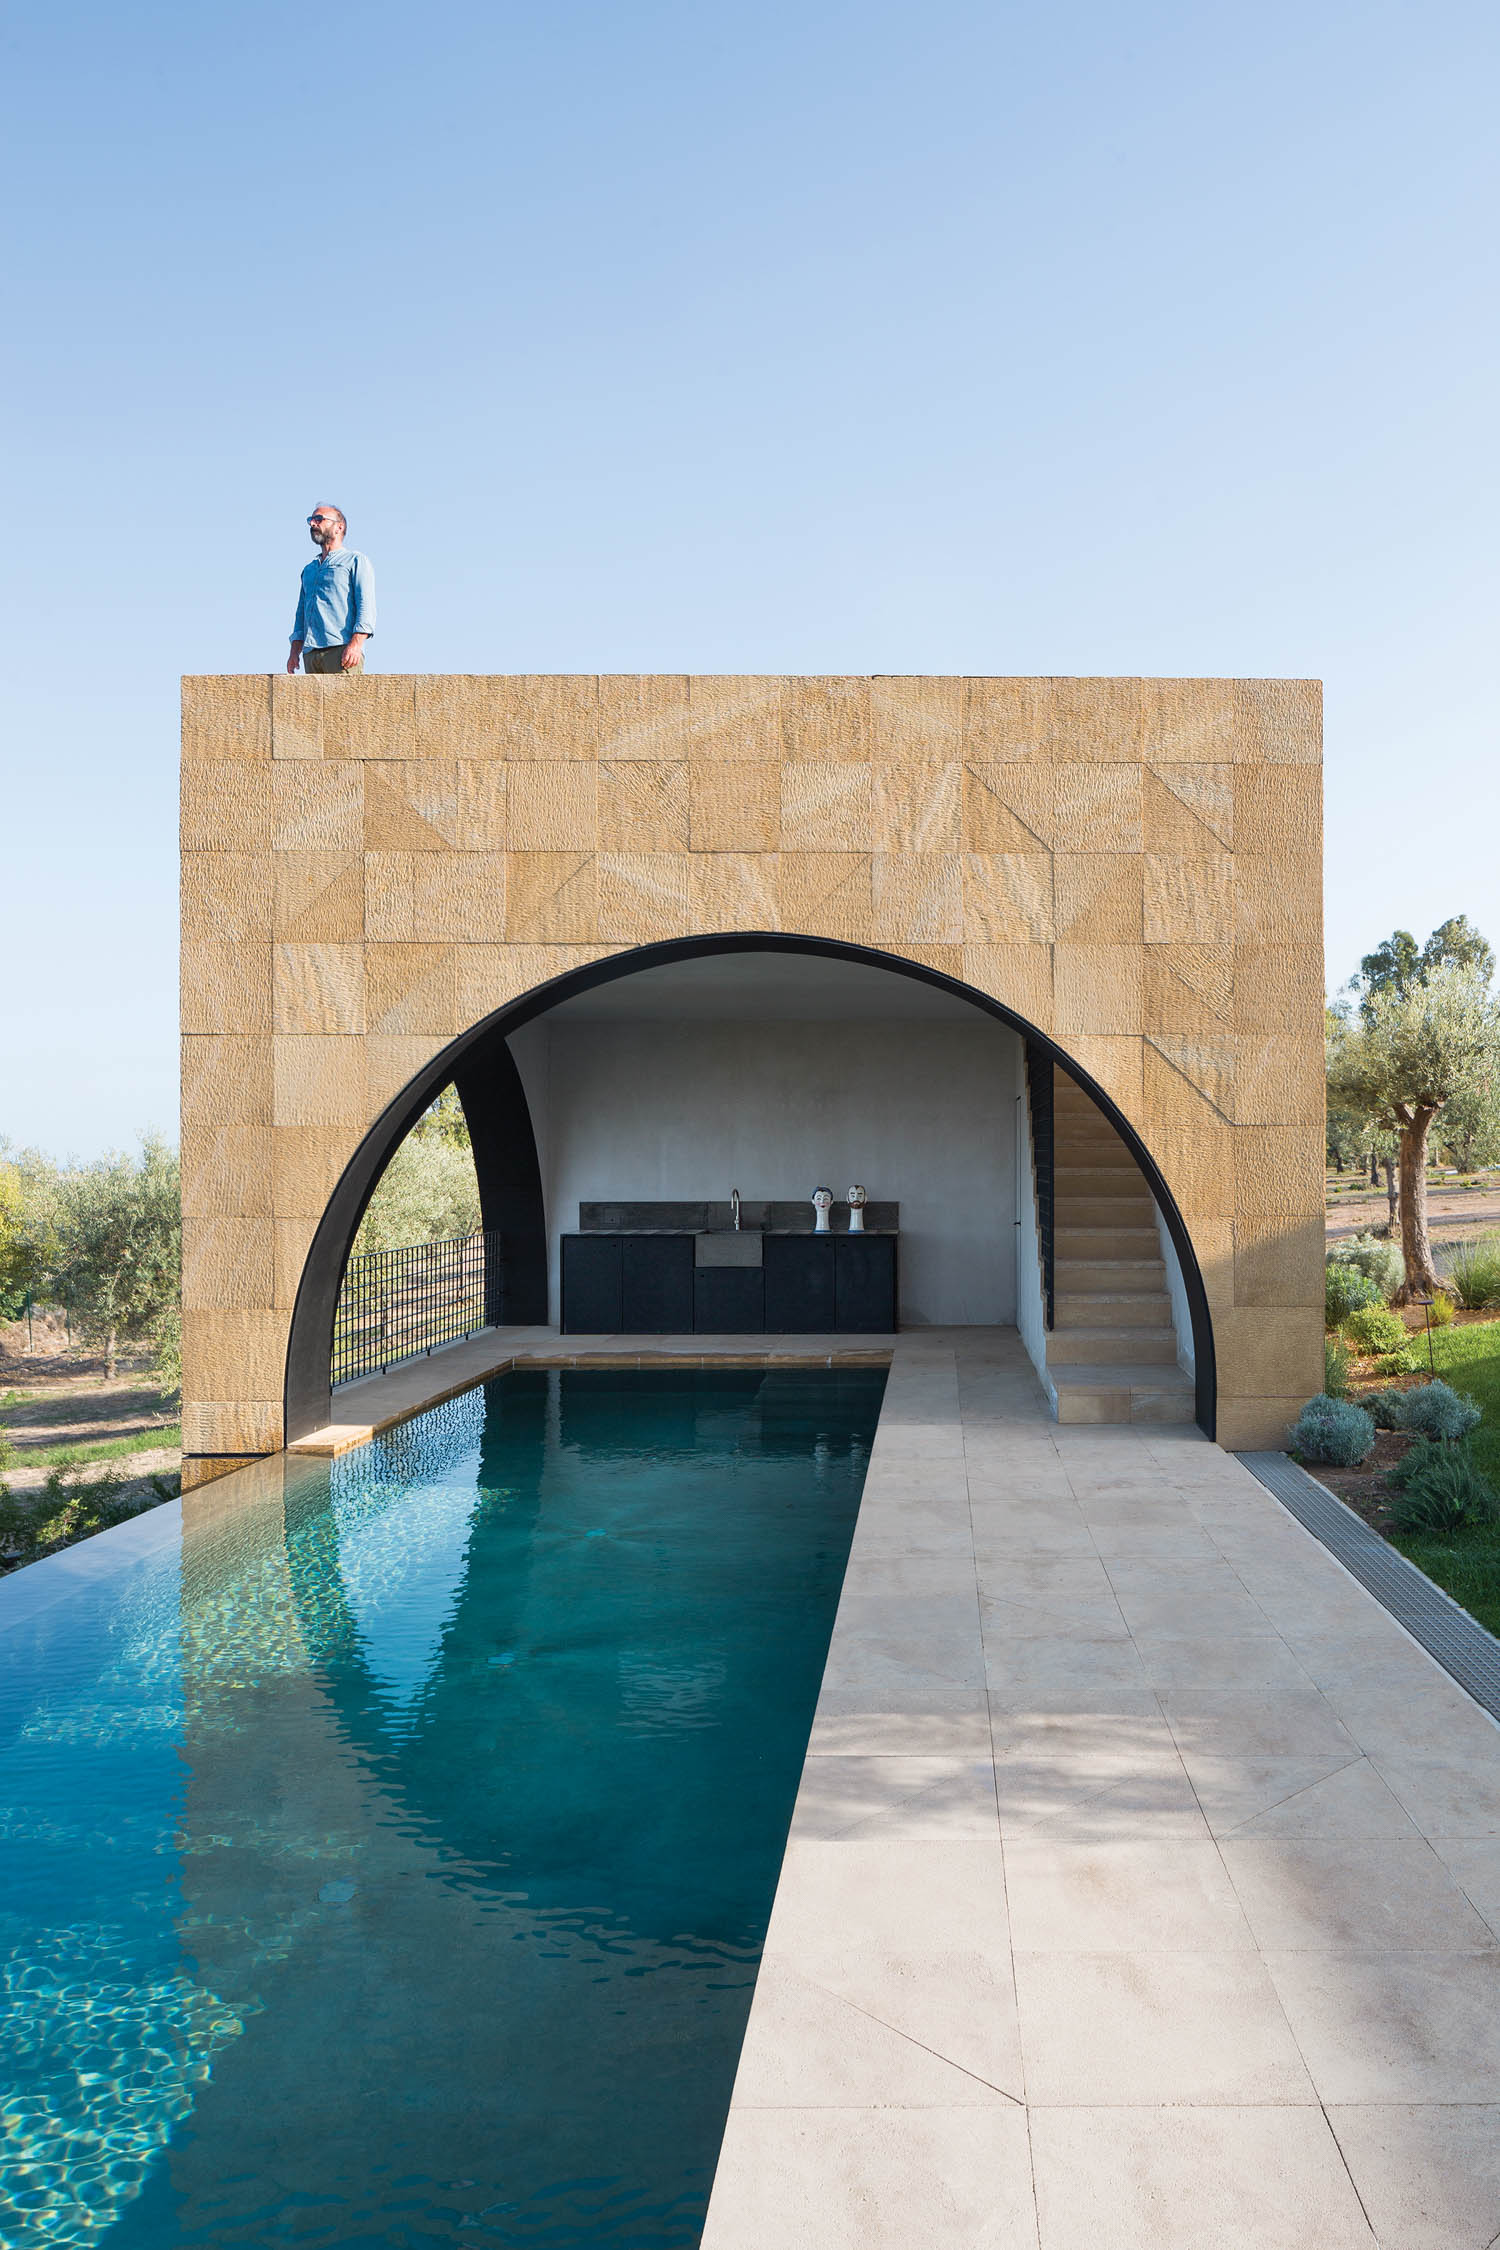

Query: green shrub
left=1389, top=1439, right=1499, bottom=1533
left=1449, top=1238, right=1500, bottom=1312
left=1290, top=1395, right=1376, bottom=1466
left=1325, top=1264, right=1380, bottom=1330
left=1375, top=1349, right=1422, bottom=1377
left=1430, top=1290, right=1456, bottom=1328
left=1344, top=1303, right=1409, bottom=1356
left=1362, top=1387, right=1408, bottom=1429
left=1323, top=1333, right=1352, bottom=1399
left=1390, top=1379, right=1483, bottom=1443
left=1328, top=1231, right=1404, bottom=1301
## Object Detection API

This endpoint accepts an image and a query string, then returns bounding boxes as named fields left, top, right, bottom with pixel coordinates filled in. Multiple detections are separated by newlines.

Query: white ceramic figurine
left=846, top=1185, right=867, bottom=1232
left=811, top=1186, right=833, bottom=1234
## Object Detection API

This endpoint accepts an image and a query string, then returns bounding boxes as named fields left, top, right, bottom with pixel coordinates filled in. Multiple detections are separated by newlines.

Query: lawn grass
left=11, top=1426, right=181, bottom=1471
left=1379, top=1319, right=1500, bottom=1633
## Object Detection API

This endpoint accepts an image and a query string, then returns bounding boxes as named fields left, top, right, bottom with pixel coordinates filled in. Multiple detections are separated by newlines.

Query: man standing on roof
left=287, top=504, right=375, bottom=673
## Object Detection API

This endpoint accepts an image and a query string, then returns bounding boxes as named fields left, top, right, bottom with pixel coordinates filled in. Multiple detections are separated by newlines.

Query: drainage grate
left=1237, top=1450, right=1500, bottom=1723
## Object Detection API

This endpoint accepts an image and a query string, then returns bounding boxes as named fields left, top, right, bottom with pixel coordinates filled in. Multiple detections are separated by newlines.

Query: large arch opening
left=287, top=936, right=1217, bottom=1443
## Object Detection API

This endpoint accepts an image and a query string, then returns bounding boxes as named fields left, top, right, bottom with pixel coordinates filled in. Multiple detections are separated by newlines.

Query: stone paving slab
left=701, top=1327, right=1500, bottom=2250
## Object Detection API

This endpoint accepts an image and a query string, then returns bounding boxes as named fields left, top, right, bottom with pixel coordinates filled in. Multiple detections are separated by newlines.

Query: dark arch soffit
left=284, top=933, right=1218, bottom=1443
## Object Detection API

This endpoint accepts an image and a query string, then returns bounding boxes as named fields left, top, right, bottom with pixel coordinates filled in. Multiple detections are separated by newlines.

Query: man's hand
left=341, top=633, right=369, bottom=671
left=287, top=642, right=304, bottom=675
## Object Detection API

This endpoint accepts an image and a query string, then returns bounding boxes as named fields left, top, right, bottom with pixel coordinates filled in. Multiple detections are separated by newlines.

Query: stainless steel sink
left=694, top=1231, right=763, bottom=1268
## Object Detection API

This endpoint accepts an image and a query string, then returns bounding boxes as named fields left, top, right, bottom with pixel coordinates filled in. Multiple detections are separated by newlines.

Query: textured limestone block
left=415, top=676, right=512, bottom=759
left=272, top=763, right=363, bottom=852
left=274, top=1218, right=319, bottom=1311
left=182, top=940, right=272, bottom=1037
left=365, top=945, right=458, bottom=1035
left=1054, top=763, right=1142, bottom=852
left=1232, top=944, right=1323, bottom=1032
left=272, top=943, right=366, bottom=1036
left=596, top=853, right=692, bottom=941
left=1214, top=1305, right=1325, bottom=1396
left=273, top=851, right=364, bottom=941
left=1229, top=679, right=1321, bottom=765
left=684, top=676, right=786, bottom=761
left=871, top=853, right=962, bottom=945
left=1144, top=853, right=1234, bottom=947
left=869, top=677, right=964, bottom=760
left=1184, top=1214, right=1235, bottom=1310
left=183, top=1216, right=276, bottom=1311
left=1140, top=680, right=1241, bottom=765
left=596, top=676, right=689, bottom=761
left=870, top=762, right=961, bottom=852
left=1145, top=1034, right=1235, bottom=1126
left=272, top=1035, right=368, bottom=1126
left=505, top=853, right=599, bottom=942
left=183, top=1307, right=290, bottom=1398
left=182, top=1035, right=273, bottom=1129
left=778, top=853, right=874, bottom=940
left=1137, top=1123, right=1235, bottom=1217
left=1142, top=764, right=1235, bottom=853
left=1057, top=1034, right=1144, bottom=1116
left=962, top=765, right=1056, bottom=852
left=1233, top=764, right=1323, bottom=858
left=687, top=853, right=781, bottom=933
left=1234, top=1213, right=1326, bottom=1309
left=182, top=853, right=273, bottom=941
left=963, top=855, right=1053, bottom=944
left=598, top=762, right=688, bottom=852
left=272, top=1125, right=360, bottom=1219
left=1232, top=1030, right=1326, bottom=1127
left=962, top=678, right=1045, bottom=762
left=409, top=854, right=506, bottom=941
left=1145, top=944, right=1235, bottom=1033
left=183, top=676, right=271, bottom=762
left=180, top=1124, right=274, bottom=1218
left=453, top=942, right=616, bottom=1024
left=269, top=676, right=324, bottom=760
left=1053, top=854, right=1143, bottom=944
left=485, top=676, right=602, bottom=759
left=960, top=943, right=1055, bottom=1032
left=1215, top=1396, right=1309, bottom=1450
left=1232, top=1127, right=1326, bottom=1220
left=455, top=762, right=509, bottom=848
left=688, top=762, right=780, bottom=852
left=1043, top=678, right=1143, bottom=762
left=316, top=674, right=418, bottom=763
left=777, top=677, right=872, bottom=761
left=181, top=762, right=272, bottom=853
left=182, top=1401, right=284, bottom=1456
left=781, top=762, right=872, bottom=850
left=895, top=943, right=964, bottom=982
left=364, top=853, right=417, bottom=940
left=506, top=762, right=599, bottom=850
left=1233, top=854, right=1323, bottom=945
left=367, top=1034, right=450, bottom=1116
left=361, top=760, right=459, bottom=850
left=1054, top=946, right=1144, bottom=1035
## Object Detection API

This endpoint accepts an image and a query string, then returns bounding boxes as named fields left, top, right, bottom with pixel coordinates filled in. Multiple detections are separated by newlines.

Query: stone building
left=179, top=673, right=1324, bottom=1480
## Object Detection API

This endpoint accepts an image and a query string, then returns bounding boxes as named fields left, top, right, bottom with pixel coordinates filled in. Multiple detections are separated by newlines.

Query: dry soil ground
left=0, top=1351, right=181, bottom=1503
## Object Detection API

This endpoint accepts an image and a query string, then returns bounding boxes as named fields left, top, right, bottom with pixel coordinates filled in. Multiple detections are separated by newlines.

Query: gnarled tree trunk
left=1394, top=1106, right=1443, bottom=1302
left=1383, top=1157, right=1398, bottom=1231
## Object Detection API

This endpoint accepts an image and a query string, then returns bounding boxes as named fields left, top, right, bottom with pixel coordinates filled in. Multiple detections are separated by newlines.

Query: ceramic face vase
left=847, top=1185, right=867, bottom=1233
left=811, top=1187, right=833, bottom=1234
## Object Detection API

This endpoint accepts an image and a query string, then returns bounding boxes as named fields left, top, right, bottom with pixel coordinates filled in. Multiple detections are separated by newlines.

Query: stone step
left=1050, top=1365, right=1197, bottom=1425
left=1054, top=1290, right=1173, bottom=1329
left=1055, top=1226, right=1161, bottom=1258
left=1055, top=1163, right=1146, bottom=1188
left=1056, top=1257, right=1165, bottom=1291
left=1054, top=1197, right=1156, bottom=1226
left=1047, top=1326, right=1178, bottom=1365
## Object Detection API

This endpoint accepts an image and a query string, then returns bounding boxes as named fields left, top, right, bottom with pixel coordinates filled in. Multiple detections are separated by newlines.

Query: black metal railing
left=331, top=1231, right=502, bottom=1388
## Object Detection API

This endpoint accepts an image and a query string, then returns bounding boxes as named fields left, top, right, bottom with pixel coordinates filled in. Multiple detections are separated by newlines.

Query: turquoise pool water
left=0, top=1366, right=884, bottom=2248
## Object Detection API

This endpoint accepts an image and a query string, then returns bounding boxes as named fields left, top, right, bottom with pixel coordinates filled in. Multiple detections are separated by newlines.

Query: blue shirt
left=291, top=546, right=376, bottom=648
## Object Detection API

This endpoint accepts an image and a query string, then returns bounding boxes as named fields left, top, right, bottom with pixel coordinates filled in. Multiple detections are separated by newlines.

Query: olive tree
left=1328, top=965, right=1500, bottom=1301
left=48, top=1136, right=181, bottom=1377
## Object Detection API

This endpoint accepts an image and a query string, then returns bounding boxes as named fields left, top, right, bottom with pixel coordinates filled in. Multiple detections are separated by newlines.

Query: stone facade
left=180, top=673, right=1324, bottom=1466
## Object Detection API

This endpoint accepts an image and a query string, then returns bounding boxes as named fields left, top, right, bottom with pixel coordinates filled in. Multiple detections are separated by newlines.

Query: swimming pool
left=0, top=1365, right=885, bottom=2248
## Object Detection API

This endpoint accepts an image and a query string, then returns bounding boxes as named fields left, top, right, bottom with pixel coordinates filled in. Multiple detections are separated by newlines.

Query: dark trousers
left=302, top=644, right=363, bottom=674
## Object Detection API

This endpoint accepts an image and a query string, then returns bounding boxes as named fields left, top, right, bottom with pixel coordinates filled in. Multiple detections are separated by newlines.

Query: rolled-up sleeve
left=290, top=579, right=307, bottom=644
left=350, top=553, right=376, bottom=637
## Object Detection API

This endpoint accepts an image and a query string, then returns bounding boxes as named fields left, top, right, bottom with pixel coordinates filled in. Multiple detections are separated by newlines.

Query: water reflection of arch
left=285, top=933, right=1218, bottom=1442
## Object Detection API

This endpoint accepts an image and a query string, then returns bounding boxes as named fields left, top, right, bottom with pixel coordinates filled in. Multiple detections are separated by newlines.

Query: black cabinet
left=764, top=1236, right=837, bottom=1332
left=835, top=1234, right=898, bottom=1331
left=622, top=1235, right=695, bottom=1332
left=561, top=1235, right=622, bottom=1332
left=693, top=1266, right=765, bottom=1333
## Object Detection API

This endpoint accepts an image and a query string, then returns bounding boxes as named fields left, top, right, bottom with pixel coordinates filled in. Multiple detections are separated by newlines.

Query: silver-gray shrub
left=1327, top=1231, right=1404, bottom=1302
left=1290, top=1395, right=1376, bottom=1466
left=1389, top=1379, right=1482, bottom=1443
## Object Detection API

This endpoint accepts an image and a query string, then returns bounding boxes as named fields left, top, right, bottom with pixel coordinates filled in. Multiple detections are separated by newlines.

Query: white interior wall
left=507, top=1018, right=1022, bottom=1327
left=1154, top=1202, right=1196, bottom=1376
left=1015, top=1078, right=1055, bottom=1406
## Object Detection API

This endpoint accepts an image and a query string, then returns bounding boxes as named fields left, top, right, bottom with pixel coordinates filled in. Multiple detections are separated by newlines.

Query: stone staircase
left=1045, top=1071, right=1196, bottom=1424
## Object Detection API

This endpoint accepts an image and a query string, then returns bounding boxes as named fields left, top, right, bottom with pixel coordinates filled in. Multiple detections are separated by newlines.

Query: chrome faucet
left=730, top=1187, right=741, bottom=1232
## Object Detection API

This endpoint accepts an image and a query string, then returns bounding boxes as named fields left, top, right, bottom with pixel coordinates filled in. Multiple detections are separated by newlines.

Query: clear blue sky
left=4, top=0, right=1496, bottom=1156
